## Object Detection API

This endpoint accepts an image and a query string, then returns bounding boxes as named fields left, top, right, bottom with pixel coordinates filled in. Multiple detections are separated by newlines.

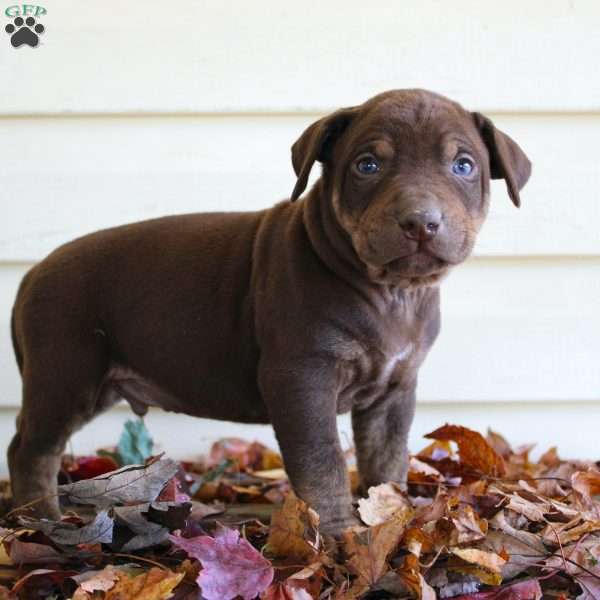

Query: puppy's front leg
left=352, top=385, right=416, bottom=492
left=259, top=357, right=356, bottom=534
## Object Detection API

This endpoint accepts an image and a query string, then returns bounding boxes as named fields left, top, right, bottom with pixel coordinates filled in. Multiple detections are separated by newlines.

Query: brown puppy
left=9, top=90, right=531, bottom=533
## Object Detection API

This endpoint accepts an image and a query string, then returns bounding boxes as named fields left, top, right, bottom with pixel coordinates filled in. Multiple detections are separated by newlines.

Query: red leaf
left=66, top=456, right=119, bottom=481
left=169, top=528, right=274, bottom=600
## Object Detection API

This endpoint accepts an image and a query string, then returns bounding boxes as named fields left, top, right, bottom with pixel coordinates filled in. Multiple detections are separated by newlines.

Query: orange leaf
left=426, top=424, right=506, bottom=478
left=396, top=554, right=436, bottom=600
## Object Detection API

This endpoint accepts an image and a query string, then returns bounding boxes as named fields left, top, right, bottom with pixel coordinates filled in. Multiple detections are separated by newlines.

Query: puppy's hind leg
left=8, top=337, right=111, bottom=519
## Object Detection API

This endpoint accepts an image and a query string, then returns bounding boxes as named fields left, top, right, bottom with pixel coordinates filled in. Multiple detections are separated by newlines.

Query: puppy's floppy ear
left=473, top=112, right=532, bottom=208
left=290, top=106, right=358, bottom=201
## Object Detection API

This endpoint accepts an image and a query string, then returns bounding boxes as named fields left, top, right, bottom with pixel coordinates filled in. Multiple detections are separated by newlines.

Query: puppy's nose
left=400, top=210, right=442, bottom=241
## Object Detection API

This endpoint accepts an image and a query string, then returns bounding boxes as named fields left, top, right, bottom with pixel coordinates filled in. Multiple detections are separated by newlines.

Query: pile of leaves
left=1, top=420, right=600, bottom=599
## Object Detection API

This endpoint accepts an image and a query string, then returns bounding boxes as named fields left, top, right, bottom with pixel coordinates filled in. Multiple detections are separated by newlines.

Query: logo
left=5, top=4, right=46, bottom=47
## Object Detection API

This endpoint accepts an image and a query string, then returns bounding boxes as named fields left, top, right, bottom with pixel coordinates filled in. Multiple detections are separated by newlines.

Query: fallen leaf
left=7, top=537, right=64, bottom=565
left=113, top=504, right=170, bottom=551
left=260, top=582, right=313, bottom=599
left=58, top=458, right=178, bottom=508
left=100, top=567, right=183, bottom=600
left=357, top=482, right=413, bottom=527
left=253, top=468, right=287, bottom=480
left=539, top=446, right=561, bottom=468
left=65, top=455, right=120, bottom=481
left=426, top=424, right=506, bottom=478
left=208, top=438, right=282, bottom=471
left=71, top=564, right=120, bottom=595
left=572, top=469, right=600, bottom=504
left=450, top=504, right=489, bottom=545
left=267, top=492, right=320, bottom=560
left=486, top=511, right=548, bottom=579
left=396, top=553, right=437, bottom=599
left=146, top=501, right=192, bottom=531
left=20, top=511, right=114, bottom=546
left=343, top=514, right=406, bottom=591
left=155, top=476, right=190, bottom=503
left=544, top=539, right=600, bottom=600
left=11, top=568, right=78, bottom=597
left=486, top=429, right=513, bottom=459
left=117, top=418, right=154, bottom=465
left=451, top=578, right=542, bottom=599
left=170, top=527, right=274, bottom=600
left=408, top=457, right=444, bottom=486
left=506, top=493, right=546, bottom=522
left=451, top=548, right=506, bottom=586
left=417, top=439, right=454, bottom=460
left=189, top=500, right=225, bottom=520
left=542, top=517, right=600, bottom=545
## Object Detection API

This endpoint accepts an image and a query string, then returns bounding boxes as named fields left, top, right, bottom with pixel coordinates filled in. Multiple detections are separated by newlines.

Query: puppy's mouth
left=383, top=249, right=449, bottom=276
left=354, top=227, right=468, bottom=285
left=361, top=241, right=457, bottom=286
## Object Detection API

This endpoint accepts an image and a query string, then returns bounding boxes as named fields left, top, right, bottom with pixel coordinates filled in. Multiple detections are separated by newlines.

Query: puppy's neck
left=302, top=180, right=366, bottom=279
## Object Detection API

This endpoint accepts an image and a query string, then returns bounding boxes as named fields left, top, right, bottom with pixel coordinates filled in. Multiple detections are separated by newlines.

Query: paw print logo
left=5, top=16, right=44, bottom=48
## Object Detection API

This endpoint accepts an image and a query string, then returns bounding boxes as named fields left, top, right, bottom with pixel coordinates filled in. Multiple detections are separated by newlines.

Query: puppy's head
left=291, top=89, right=531, bottom=285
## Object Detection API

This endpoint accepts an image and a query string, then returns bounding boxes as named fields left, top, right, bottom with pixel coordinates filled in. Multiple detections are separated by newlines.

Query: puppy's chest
left=335, top=322, right=427, bottom=413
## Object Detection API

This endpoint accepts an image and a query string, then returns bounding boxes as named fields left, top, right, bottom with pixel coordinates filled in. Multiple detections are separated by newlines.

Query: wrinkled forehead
left=343, top=90, right=483, bottom=155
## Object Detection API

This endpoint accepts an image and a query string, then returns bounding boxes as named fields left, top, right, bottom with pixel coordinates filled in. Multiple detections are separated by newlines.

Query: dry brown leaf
left=545, top=539, right=600, bottom=600
left=408, top=457, right=444, bottom=486
left=486, top=510, right=548, bottom=579
left=539, top=446, right=561, bottom=468
left=357, top=482, right=413, bottom=526
left=572, top=469, right=600, bottom=503
left=262, top=561, right=324, bottom=599
left=426, top=424, right=506, bottom=478
left=451, top=504, right=489, bottom=544
left=343, top=515, right=406, bottom=590
left=103, top=567, right=184, bottom=600
left=266, top=492, right=319, bottom=560
left=260, top=582, right=313, bottom=600
left=428, top=502, right=488, bottom=548
left=450, top=547, right=506, bottom=586
left=71, top=565, right=120, bottom=598
left=486, top=429, right=513, bottom=459
left=542, top=517, right=600, bottom=545
left=505, top=494, right=546, bottom=522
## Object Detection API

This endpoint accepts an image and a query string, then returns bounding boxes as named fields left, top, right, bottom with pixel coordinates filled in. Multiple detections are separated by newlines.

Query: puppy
left=9, top=89, right=531, bottom=533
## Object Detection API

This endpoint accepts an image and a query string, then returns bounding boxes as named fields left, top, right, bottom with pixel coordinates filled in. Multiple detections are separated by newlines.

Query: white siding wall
left=0, top=1, right=598, bottom=472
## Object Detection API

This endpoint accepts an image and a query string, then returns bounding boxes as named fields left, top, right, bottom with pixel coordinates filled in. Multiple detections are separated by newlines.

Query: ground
left=0, top=421, right=598, bottom=599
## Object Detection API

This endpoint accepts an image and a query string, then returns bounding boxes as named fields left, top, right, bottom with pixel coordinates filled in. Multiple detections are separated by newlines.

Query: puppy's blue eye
left=452, top=157, right=475, bottom=177
left=356, top=157, right=380, bottom=175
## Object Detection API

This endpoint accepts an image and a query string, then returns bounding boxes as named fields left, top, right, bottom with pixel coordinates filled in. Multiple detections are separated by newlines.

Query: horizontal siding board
left=0, top=1, right=599, bottom=114
left=0, top=114, right=599, bottom=261
left=1, top=258, right=598, bottom=407
left=1, top=401, right=599, bottom=475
